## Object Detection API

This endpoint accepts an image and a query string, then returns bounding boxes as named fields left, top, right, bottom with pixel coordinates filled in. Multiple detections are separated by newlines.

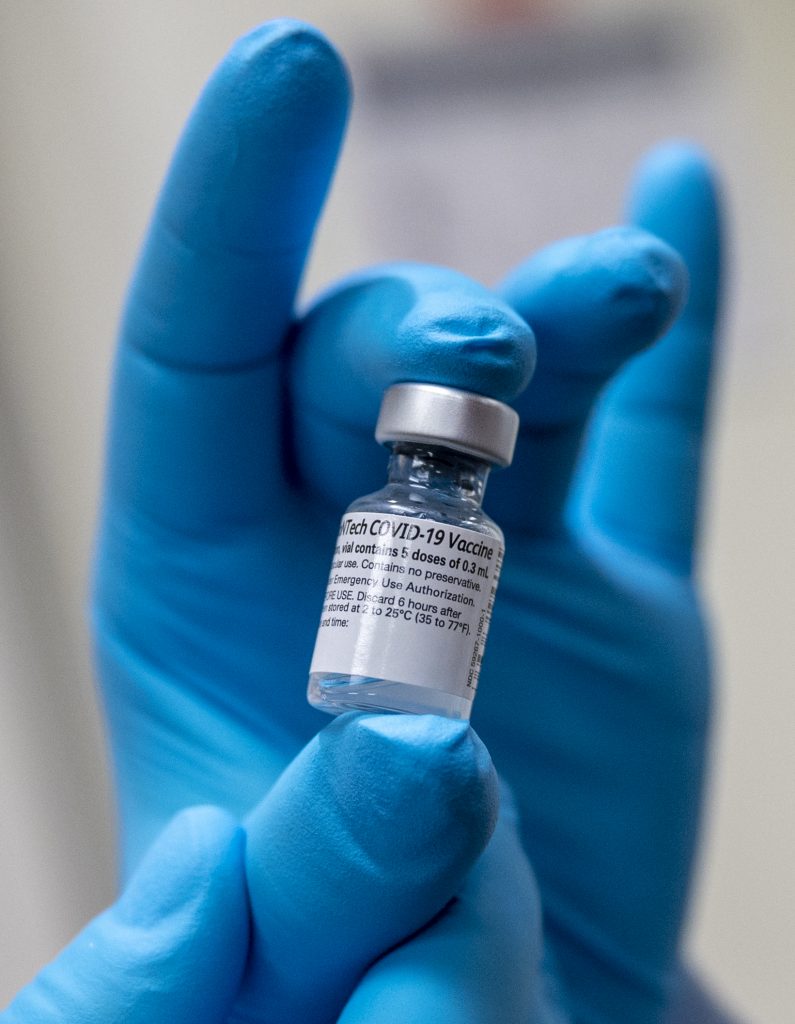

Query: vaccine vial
left=308, top=382, right=518, bottom=720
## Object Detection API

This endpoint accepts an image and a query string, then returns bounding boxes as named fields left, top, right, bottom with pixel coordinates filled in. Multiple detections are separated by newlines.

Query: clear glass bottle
left=307, top=382, right=518, bottom=720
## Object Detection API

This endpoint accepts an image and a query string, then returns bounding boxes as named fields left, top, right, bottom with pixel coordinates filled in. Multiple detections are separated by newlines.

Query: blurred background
left=0, top=0, right=792, bottom=1019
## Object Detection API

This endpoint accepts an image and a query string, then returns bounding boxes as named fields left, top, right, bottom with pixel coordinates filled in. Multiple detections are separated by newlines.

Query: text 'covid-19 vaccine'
left=307, top=382, right=518, bottom=721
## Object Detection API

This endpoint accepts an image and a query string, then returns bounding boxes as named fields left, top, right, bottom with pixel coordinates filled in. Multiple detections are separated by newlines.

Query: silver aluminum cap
left=375, top=382, right=520, bottom=468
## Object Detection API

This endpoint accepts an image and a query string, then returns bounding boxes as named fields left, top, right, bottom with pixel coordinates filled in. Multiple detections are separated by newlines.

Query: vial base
left=308, top=672, right=472, bottom=721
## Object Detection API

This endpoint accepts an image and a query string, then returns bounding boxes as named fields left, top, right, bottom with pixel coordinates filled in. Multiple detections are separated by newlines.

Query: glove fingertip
left=613, top=227, right=689, bottom=341
left=627, top=140, right=722, bottom=324
left=628, top=140, right=721, bottom=221
left=323, top=713, right=500, bottom=859
left=295, top=262, right=536, bottom=414
left=500, top=226, right=688, bottom=385
left=226, top=18, right=351, bottom=122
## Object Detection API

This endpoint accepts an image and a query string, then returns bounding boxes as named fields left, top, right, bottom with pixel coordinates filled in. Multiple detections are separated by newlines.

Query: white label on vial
left=310, top=512, right=504, bottom=700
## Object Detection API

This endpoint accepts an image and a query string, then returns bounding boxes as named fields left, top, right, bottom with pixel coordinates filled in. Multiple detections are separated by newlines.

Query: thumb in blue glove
left=1, top=806, right=248, bottom=1024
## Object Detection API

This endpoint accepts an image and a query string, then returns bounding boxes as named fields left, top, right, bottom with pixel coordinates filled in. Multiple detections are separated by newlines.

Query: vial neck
left=387, top=443, right=491, bottom=508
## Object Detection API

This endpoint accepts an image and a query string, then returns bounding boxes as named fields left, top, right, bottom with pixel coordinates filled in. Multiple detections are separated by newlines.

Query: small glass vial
left=308, top=382, right=518, bottom=721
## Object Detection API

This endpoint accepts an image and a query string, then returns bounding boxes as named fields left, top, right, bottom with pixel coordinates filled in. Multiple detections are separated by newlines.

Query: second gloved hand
left=3, top=713, right=509, bottom=1024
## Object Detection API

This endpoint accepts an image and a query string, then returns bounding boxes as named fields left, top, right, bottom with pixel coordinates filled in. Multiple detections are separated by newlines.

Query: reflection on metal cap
left=375, top=382, right=519, bottom=467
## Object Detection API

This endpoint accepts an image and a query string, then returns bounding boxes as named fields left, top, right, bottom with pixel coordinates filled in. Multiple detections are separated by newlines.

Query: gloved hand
left=3, top=716, right=497, bottom=1024
left=283, top=143, right=721, bottom=1024
left=44, top=16, right=722, bottom=1024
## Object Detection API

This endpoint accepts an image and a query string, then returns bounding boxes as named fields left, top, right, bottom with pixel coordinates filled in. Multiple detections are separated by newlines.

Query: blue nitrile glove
left=80, top=16, right=721, bottom=1024
left=2, top=716, right=498, bottom=1024
left=489, top=143, right=722, bottom=1024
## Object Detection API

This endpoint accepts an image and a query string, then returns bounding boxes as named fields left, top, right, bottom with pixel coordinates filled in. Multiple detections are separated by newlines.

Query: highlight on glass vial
left=307, top=381, right=519, bottom=720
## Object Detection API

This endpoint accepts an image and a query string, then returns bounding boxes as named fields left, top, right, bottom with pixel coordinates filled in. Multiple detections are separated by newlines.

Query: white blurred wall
left=0, top=1, right=793, bottom=1019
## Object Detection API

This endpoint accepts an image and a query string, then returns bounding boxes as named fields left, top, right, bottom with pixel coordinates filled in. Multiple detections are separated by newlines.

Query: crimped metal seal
left=375, top=382, right=519, bottom=467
